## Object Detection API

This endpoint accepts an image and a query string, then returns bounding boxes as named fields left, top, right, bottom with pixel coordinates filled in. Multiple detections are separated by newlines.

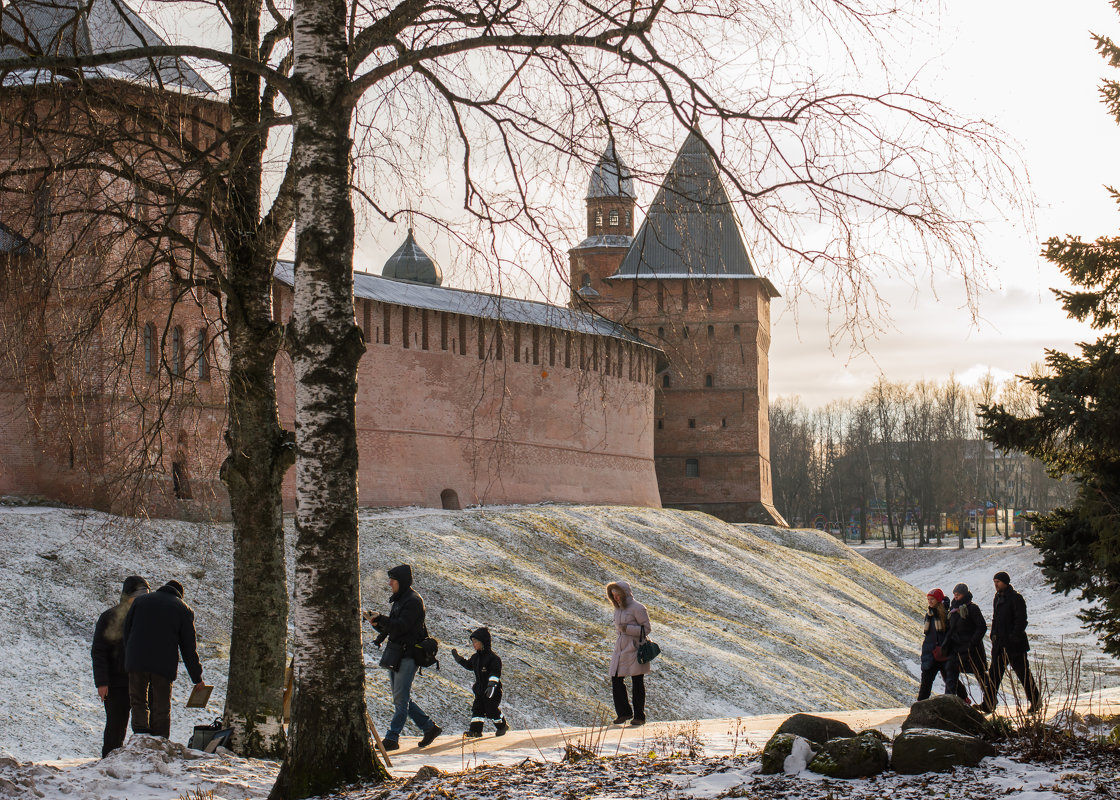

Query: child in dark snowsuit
left=452, top=627, right=508, bottom=738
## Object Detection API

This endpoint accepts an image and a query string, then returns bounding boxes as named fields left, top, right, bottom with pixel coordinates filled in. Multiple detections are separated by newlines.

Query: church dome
left=586, top=141, right=635, bottom=199
left=382, top=229, right=443, bottom=286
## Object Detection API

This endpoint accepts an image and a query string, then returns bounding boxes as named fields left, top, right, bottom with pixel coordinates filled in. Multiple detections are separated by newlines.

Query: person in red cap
left=917, top=588, right=966, bottom=701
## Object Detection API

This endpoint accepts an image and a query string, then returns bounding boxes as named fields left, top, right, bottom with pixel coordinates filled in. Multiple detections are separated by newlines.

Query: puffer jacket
left=920, top=599, right=950, bottom=671
left=606, top=580, right=652, bottom=678
left=945, top=591, right=988, bottom=673
left=991, top=585, right=1030, bottom=654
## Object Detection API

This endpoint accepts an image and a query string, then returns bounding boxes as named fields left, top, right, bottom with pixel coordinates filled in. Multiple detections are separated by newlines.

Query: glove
left=451, top=648, right=459, bottom=659
left=486, top=681, right=498, bottom=699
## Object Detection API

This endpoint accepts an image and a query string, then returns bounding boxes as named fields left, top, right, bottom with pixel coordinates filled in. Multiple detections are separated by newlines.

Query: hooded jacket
left=373, top=565, right=427, bottom=668
left=122, top=583, right=203, bottom=684
left=606, top=580, right=652, bottom=678
left=945, top=591, right=988, bottom=673
left=920, top=599, right=950, bottom=671
left=452, top=626, right=503, bottom=695
left=92, top=600, right=132, bottom=688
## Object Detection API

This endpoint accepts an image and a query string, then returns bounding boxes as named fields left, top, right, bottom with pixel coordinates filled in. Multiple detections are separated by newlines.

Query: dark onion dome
left=586, top=141, right=635, bottom=199
left=382, top=229, right=443, bottom=286
left=610, top=130, right=775, bottom=294
left=0, top=0, right=213, bottom=92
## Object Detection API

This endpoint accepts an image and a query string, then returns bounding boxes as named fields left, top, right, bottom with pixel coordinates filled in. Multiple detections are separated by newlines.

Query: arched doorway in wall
left=440, top=489, right=461, bottom=510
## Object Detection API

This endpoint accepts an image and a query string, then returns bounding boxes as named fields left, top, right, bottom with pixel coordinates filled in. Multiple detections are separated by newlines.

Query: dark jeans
left=943, top=654, right=989, bottom=701
left=918, top=663, right=968, bottom=701
left=985, top=647, right=1040, bottom=708
left=102, top=684, right=131, bottom=757
left=129, top=671, right=173, bottom=738
left=385, top=658, right=434, bottom=741
left=612, top=674, right=645, bottom=720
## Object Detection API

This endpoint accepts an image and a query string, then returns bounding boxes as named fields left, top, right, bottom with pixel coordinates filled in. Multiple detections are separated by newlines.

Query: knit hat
left=993, top=571, right=1011, bottom=585
left=161, top=580, right=184, bottom=598
left=953, top=583, right=969, bottom=596
left=926, top=588, right=946, bottom=604
left=122, top=575, right=150, bottom=596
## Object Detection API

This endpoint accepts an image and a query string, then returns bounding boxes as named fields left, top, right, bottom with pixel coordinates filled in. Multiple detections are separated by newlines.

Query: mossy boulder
left=807, top=732, right=889, bottom=779
left=891, top=728, right=995, bottom=774
left=774, top=713, right=857, bottom=745
left=759, top=733, right=818, bottom=775
left=901, top=695, right=992, bottom=738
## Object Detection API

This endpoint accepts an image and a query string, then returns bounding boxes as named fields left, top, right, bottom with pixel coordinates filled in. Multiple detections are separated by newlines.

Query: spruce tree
left=979, top=4, right=1120, bottom=656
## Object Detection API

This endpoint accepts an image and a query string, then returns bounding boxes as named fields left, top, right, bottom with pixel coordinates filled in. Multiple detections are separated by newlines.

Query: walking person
left=122, top=580, right=204, bottom=739
left=943, top=583, right=989, bottom=702
left=365, top=564, right=441, bottom=750
left=91, top=575, right=149, bottom=756
left=917, top=588, right=965, bottom=701
left=606, top=580, right=652, bottom=726
left=982, top=571, right=1041, bottom=713
left=451, top=627, right=509, bottom=738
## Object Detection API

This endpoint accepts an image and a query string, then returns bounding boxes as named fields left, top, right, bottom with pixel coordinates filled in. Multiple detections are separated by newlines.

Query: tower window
left=657, top=326, right=665, bottom=338
left=657, top=284, right=664, bottom=310
left=171, top=326, right=183, bottom=376
left=625, top=211, right=631, bottom=225
left=733, top=324, right=741, bottom=338
left=594, top=210, right=603, bottom=227
left=688, top=418, right=696, bottom=429
left=685, top=458, right=699, bottom=477
left=197, top=329, right=210, bottom=381
left=721, top=418, right=727, bottom=428
left=662, top=374, right=670, bottom=388
left=609, top=209, right=619, bottom=226
left=705, top=374, right=714, bottom=388
left=144, top=323, right=156, bottom=375
left=657, top=419, right=664, bottom=429
left=707, top=325, right=715, bottom=340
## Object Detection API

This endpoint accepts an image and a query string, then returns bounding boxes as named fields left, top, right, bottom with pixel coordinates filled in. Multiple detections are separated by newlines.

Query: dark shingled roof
left=611, top=131, right=772, bottom=290
left=382, top=229, right=443, bottom=286
left=0, top=0, right=212, bottom=93
left=586, top=141, right=635, bottom=200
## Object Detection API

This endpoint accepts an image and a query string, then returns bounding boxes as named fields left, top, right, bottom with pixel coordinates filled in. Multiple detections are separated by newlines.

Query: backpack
left=414, top=633, right=439, bottom=670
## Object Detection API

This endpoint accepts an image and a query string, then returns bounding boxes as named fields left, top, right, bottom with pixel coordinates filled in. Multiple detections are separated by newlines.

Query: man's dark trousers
left=987, top=647, right=1040, bottom=707
left=129, top=671, right=173, bottom=738
left=101, top=685, right=131, bottom=757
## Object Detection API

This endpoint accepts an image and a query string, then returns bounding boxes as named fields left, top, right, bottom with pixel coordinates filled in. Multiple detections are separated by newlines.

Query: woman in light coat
left=606, top=580, right=651, bottom=726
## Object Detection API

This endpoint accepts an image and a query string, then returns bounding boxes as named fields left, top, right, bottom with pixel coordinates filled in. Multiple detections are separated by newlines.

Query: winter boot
left=382, top=739, right=400, bottom=752
left=629, top=716, right=646, bottom=727
left=494, top=720, right=509, bottom=737
left=612, top=714, right=632, bottom=725
left=418, top=724, right=442, bottom=748
left=463, top=730, right=483, bottom=739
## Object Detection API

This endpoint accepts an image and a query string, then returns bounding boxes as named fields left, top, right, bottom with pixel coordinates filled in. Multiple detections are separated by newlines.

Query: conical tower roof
left=382, top=229, right=443, bottom=286
left=612, top=131, right=756, bottom=278
left=0, top=0, right=212, bottom=92
left=586, top=141, right=635, bottom=199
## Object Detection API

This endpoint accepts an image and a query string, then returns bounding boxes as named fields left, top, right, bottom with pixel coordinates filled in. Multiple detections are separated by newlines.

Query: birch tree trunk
left=220, top=0, right=295, bottom=759
left=269, top=0, right=382, bottom=795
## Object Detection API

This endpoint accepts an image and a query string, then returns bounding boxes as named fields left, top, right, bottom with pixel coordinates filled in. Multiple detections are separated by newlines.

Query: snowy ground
left=0, top=503, right=932, bottom=764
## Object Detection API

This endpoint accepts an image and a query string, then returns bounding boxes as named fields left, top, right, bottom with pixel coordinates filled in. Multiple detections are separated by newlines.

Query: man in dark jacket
left=981, top=571, right=1041, bottom=713
left=123, top=580, right=204, bottom=738
left=91, top=575, right=149, bottom=757
left=365, top=564, right=441, bottom=750
left=942, top=583, right=990, bottom=702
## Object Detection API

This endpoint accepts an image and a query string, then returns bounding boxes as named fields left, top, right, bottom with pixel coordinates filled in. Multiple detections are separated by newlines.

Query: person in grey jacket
left=606, top=580, right=652, bottom=726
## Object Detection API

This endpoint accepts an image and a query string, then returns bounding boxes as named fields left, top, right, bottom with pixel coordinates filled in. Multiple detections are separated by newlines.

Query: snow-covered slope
left=0, top=504, right=928, bottom=762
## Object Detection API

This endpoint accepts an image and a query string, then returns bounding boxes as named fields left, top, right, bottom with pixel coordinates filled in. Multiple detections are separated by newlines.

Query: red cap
left=926, top=588, right=946, bottom=604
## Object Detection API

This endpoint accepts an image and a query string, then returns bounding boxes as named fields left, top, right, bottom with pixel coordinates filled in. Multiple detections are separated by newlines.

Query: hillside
left=0, top=504, right=927, bottom=762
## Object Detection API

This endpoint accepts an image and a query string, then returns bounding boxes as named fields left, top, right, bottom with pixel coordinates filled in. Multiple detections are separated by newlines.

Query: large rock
left=807, top=733, right=889, bottom=779
left=891, top=728, right=996, bottom=774
left=774, top=713, right=857, bottom=745
left=759, top=733, right=818, bottom=775
left=901, top=695, right=992, bottom=737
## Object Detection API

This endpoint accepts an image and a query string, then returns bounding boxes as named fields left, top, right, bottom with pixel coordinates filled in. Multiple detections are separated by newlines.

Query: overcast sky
left=764, top=1, right=1119, bottom=406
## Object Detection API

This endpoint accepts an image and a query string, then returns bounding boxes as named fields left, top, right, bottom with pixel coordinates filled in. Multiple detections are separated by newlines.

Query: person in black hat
left=452, top=627, right=509, bottom=738
left=123, top=580, right=204, bottom=739
left=364, top=564, right=442, bottom=750
left=981, top=571, right=1041, bottom=713
left=91, top=576, right=149, bottom=757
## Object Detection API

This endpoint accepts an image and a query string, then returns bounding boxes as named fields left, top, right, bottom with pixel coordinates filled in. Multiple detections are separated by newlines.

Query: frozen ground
left=0, top=503, right=928, bottom=763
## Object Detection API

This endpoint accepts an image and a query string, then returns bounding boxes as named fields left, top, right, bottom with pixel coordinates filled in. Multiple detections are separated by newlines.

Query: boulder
left=891, top=728, right=996, bottom=774
left=759, top=733, right=818, bottom=775
left=807, top=732, right=889, bottom=779
left=408, top=765, right=445, bottom=785
left=774, top=713, right=857, bottom=745
left=901, top=695, right=992, bottom=738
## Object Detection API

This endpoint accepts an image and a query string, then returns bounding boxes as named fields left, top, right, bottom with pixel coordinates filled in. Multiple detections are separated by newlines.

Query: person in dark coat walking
left=981, top=571, right=1041, bottom=713
left=91, top=575, right=149, bottom=757
left=917, top=588, right=966, bottom=701
left=451, top=627, right=509, bottom=738
left=123, top=580, right=204, bottom=739
left=606, top=580, right=652, bottom=726
left=365, top=564, right=442, bottom=750
left=943, top=583, right=990, bottom=701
